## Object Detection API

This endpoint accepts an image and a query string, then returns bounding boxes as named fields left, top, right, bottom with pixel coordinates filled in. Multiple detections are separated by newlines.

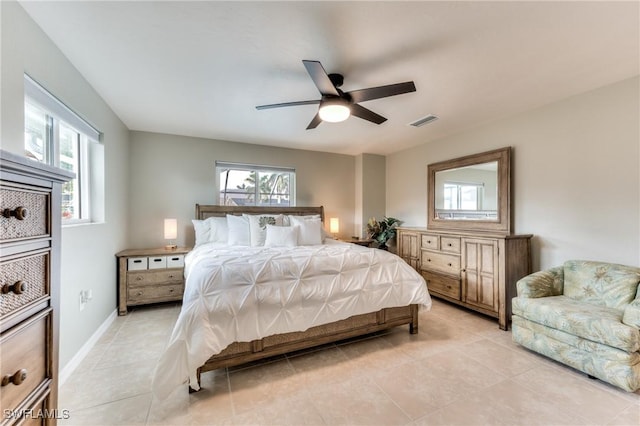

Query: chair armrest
left=516, top=266, right=564, bottom=298
left=622, top=287, right=640, bottom=328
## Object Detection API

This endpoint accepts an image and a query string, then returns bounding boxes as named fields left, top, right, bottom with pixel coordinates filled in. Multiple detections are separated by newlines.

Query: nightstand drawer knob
left=168, top=274, right=174, bottom=279
left=2, top=280, right=26, bottom=295
left=137, top=291, right=143, bottom=296
left=1, top=369, right=27, bottom=386
left=2, top=206, right=28, bottom=220
left=136, top=276, right=143, bottom=281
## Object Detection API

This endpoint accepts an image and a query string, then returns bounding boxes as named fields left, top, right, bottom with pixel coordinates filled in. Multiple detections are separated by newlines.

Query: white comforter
left=152, top=240, right=431, bottom=399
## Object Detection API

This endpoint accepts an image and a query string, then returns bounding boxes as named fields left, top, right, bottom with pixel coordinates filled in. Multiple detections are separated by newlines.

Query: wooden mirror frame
left=427, top=147, right=511, bottom=234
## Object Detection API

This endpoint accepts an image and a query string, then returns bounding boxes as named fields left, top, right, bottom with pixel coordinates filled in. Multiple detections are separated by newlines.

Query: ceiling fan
left=256, top=60, right=416, bottom=129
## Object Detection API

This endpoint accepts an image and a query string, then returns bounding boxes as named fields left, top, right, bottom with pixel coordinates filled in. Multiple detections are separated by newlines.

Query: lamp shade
left=164, top=218, right=177, bottom=240
left=329, top=217, right=340, bottom=234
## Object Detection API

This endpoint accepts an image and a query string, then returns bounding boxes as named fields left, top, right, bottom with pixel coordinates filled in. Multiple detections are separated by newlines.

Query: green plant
left=366, top=217, right=401, bottom=249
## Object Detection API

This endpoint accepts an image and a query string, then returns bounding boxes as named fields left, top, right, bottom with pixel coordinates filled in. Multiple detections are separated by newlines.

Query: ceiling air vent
left=409, top=114, right=439, bottom=127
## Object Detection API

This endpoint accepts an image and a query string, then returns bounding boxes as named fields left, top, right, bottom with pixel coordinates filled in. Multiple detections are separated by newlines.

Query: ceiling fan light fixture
left=319, top=99, right=351, bottom=123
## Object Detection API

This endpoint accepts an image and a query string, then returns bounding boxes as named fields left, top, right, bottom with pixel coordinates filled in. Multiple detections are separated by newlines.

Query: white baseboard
left=59, top=309, right=117, bottom=387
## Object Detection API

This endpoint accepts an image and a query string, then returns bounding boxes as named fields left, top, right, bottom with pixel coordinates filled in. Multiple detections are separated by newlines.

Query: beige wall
left=1, top=1, right=131, bottom=368
left=128, top=131, right=356, bottom=247
left=355, top=153, right=386, bottom=239
left=387, top=77, right=640, bottom=270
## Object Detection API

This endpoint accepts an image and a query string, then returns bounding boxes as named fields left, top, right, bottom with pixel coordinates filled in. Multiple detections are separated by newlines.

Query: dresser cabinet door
left=398, top=231, right=420, bottom=270
left=461, top=238, right=499, bottom=312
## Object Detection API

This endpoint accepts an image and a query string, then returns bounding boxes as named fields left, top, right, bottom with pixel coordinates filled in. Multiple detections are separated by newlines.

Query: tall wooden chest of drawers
left=1, top=150, right=73, bottom=425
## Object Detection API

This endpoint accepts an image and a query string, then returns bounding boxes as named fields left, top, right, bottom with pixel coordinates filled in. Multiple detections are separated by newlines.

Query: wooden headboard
left=195, top=204, right=324, bottom=222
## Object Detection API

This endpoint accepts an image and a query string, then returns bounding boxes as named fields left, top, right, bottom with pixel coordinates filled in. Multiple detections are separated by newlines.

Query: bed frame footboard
left=193, top=304, right=419, bottom=389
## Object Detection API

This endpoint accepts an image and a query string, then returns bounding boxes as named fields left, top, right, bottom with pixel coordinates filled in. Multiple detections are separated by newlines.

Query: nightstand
left=341, top=238, right=375, bottom=247
left=115, top=247, right=190, bottom=315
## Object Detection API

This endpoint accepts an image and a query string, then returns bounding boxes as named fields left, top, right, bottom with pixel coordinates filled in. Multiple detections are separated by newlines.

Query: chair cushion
left=563, top=260, right=640, bottom=309
left=512, top=295, right=640, bottom=352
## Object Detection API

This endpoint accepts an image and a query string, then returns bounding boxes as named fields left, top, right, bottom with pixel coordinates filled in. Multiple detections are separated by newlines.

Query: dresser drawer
left=0, top=310, right=50, bottom=416
left=421, top=234, right=439, bottom=250
left=421, top=250, right=461, bottom=276
left=0, top=252, right=48, bottom=318
left=0, top=186, right=49, bottom=242
left=440, top=237, right=461, bottom=254
left=422, top=271, right=461, bottom=299
left=127, top=283, right=184, bottom=303
left=127, top=269, right=183, bottom=287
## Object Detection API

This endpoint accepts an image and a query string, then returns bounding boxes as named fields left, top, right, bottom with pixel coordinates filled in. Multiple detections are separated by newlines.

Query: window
left=216, top=162, right=295, bottom=207
left=443, top=182, right=483, bottom=210
left=24, top=75, right=101, bottom=224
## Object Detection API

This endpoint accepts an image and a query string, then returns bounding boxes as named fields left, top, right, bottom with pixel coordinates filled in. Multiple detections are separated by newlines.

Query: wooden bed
left=192, top=204, right=419, bottom=386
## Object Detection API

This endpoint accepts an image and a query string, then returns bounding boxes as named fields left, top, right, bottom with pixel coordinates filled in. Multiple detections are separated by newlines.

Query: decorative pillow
left=226, top=214, right=250, bottom=246
left=290, top=216, right=322, bottom=245
left=245, top=214, right=284, bottom=246
left=264, top=224, right=299, bottom=247
left=563, top=260, right=640, bottom=309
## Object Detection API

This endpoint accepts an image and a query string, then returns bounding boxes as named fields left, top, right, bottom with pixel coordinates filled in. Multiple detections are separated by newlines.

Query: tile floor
left=59, top=299, right=640, bottom=425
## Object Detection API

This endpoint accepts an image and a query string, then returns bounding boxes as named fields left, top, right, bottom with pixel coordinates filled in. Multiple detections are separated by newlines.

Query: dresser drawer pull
left=447, top=243, right=452, bottom=247
left=447, top=263, right=452, bottom=267
left=168, top=274, right=174, bottom=279
left=2, top=280, right=26, bottom=295
left=136, top=276, right=143, bottom=281
left=2, top=206, right=28, bottom=220
left=426, top=258, right=431, bottom=262
left=137, top=291, right=143, bottom=296
left=1, top=369, right=27, bottom=386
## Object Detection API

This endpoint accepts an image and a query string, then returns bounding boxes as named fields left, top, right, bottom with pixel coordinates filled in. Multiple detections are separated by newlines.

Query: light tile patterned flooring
left=60, top=299, right=640, bottom=425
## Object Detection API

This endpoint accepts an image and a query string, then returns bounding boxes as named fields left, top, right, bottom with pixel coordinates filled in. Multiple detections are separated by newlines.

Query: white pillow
left=264, top=224, right=299, bottom=247
left=284, top=214, right=321, bottom=226
left=192, top=217, right=228, bottom=246
left=192, top=219, right=211, bottom=247
left=207, top=217, right=228, bottom=243
left=244, top=214, right=284, bottom=246
left=290, top=216, right=322, bottom=245
left=226, top=214, right=250, bottom=246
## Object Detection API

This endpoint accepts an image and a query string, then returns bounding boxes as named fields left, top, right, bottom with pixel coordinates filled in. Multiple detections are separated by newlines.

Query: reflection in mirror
left=434, top=161, right=498, bottom=221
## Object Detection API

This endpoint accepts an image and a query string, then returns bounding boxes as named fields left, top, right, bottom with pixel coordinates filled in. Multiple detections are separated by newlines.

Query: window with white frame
left=216, top=162, right=295, bottom=207
left=443, top=182, right=483, bottom=210
left=24, top=75, right=101, bottom=223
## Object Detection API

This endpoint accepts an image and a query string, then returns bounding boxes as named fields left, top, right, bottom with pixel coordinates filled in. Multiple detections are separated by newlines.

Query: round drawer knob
left=2, top=206, right=28, bottom=220
left=137, top=291, right=143, bottom=296
left=136, top=276, right=143, bottom=281
left=2, top=281, right=26, bottom=295
left=1, top=369, right=27, bottom=387
left=447, top=243, right=452, bottom=247
left=448, top=263, right=452, bottom=267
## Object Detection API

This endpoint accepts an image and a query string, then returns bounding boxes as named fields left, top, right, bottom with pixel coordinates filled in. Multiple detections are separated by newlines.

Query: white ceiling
left=19, top=1, right=639, bottom=156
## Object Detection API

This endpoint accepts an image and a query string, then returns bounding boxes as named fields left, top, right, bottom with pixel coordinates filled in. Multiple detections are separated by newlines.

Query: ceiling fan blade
left=350, top=103, right=387, bottom=125
left=302, top=60, right=340, bottom=97
left=306, top=112, right=323, bottom=130
left=347, top=81, right=416, bottom=103
left=256, top=100, right=320, bottom=110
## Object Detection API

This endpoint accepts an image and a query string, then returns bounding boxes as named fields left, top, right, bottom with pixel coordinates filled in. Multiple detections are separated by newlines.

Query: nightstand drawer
left=127, top=257, right=148, bottom=271
left=0, top=310, right=49, bottom=415
left=127, top=269, right=183, bottom=287
left=128, top=283, right=184, bottom=303
left=167, top=254, right=185, bottom=268
left=148, top=256, right=167, bottom=269
left=0, top=252, right=49, bottom=318
left=421, top=250, right=460, bottom=276
left=0, top=186, right=49, bottom=242
left=422, top=271, right=460, bottom=299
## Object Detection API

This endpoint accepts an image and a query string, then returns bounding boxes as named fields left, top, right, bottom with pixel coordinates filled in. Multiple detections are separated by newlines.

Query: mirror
left=427, top=147, right=511, bottom=233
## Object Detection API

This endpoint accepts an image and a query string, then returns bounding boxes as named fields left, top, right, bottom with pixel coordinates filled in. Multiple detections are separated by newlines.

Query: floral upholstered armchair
left=511, top=260, right=640, bottom=392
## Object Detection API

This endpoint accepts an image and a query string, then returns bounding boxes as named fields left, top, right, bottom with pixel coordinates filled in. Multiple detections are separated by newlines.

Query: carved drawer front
left=422, top=271, right=461, bottom=299
left=127, top=270, right=182, bottom=287
left=0, top=310, right=49, bottom=415
left=127, top=283, right=184, bottom=303
left=0, top=186, right=48, bottom=242
left=440, top=237, right=461, bottom=254
left=421, top=234, right=439, bottom=250
left=421, top=251, right=461, bottom=276
left=0, top=252, right=48, bottom=318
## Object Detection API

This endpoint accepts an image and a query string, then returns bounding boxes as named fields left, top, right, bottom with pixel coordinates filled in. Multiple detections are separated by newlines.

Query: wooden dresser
left=116, top=247, right=190, bottom=315
left=397, top=227, right=532, bottom=330
left=1, top=150, right=73, bottom=425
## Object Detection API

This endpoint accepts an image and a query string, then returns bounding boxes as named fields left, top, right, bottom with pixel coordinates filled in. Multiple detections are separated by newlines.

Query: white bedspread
left=152, top=240, right=431, bottom=399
